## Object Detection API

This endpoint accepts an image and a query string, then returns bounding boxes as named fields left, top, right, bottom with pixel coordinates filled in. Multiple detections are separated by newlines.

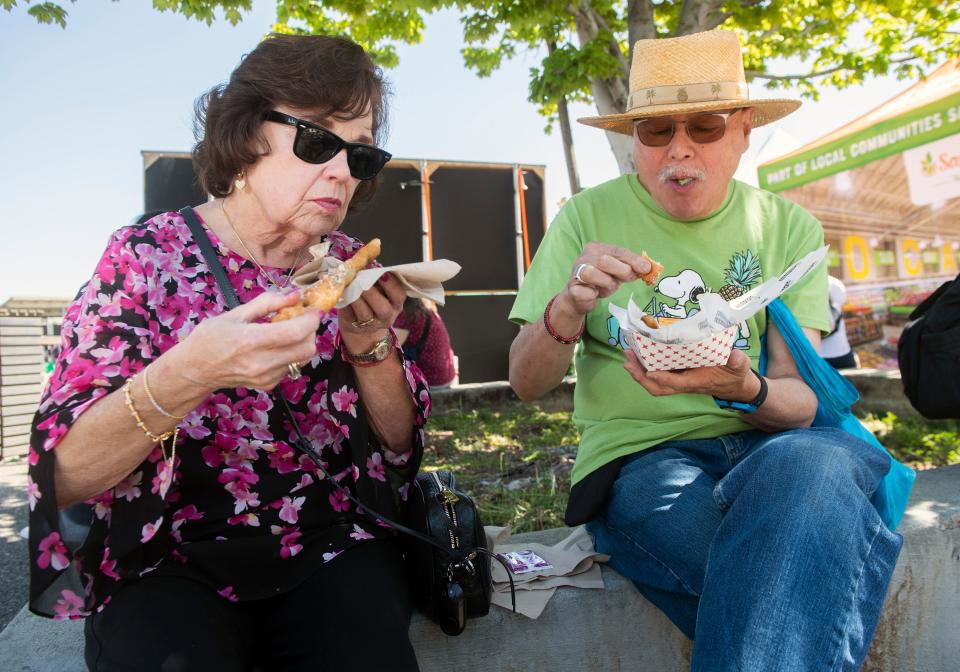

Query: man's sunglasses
left=634, top=110, right=740, bottom=147
left=263, top=110, right=392, bottom=180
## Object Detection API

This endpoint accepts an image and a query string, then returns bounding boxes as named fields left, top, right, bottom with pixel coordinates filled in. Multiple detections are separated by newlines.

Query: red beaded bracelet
left=543, top=295, right=584, bottom=344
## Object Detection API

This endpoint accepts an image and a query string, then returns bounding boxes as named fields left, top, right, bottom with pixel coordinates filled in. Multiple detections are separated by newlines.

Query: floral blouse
left=27, top=211, right=430, bottom=619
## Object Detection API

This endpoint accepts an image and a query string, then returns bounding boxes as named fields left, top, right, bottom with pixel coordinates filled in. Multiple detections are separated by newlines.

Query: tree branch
left=627, top=0, right=655, bottom=61
left=676, top=0, right=705, bottom=35
left=747, top=54, right=921, bottom=82
left=593, top=10, right=630, bottom=79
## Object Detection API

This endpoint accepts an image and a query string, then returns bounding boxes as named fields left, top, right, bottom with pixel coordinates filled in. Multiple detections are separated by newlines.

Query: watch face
left=373, top=335, right=392, bottom=359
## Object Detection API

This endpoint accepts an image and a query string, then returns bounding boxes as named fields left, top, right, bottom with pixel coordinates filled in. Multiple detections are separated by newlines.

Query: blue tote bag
left=764, top=299, right=915, bottom=530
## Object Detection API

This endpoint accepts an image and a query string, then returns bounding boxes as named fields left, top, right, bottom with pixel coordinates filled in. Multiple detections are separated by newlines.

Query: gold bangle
left=142, top=364, right=187, bottom=419
left=123, top=375, right=173, bottom=443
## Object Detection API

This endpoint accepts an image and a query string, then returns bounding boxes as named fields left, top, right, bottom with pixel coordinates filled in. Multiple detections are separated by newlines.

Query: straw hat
left=578, top=30, right=801, bottom=135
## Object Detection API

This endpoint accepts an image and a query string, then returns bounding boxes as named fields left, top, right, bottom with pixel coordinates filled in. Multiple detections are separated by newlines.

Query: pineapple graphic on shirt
left=719, top=250, right=762, bottom=349
left=719, top=250, right=762, bottom=302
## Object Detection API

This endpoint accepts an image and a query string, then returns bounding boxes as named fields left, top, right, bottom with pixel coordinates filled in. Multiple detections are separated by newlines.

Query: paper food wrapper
left=609, top=246, right=828, bottom=371
left=292, top=242, right=461, bottom=307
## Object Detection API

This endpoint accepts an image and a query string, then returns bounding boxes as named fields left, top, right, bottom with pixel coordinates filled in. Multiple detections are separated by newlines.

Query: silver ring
left=287, top=362, right=302, bottom=380
left=351, top=317, right=377, bottom=329
left=573, top=263, right=590, bottom=284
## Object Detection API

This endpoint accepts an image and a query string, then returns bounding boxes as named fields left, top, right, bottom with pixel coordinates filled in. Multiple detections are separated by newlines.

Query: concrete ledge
left=2, top=465, right=957, bottom=671
left=431, top=377, right=577, bottom=415
left=432, top=370, right=919, bottom=420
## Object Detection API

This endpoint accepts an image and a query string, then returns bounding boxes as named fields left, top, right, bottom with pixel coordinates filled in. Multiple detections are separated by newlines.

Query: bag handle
left=179, top=207, right=515, bottom=609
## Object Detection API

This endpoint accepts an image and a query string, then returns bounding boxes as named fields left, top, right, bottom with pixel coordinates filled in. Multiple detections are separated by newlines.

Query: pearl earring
left=234, top=172, right=246, bottom=191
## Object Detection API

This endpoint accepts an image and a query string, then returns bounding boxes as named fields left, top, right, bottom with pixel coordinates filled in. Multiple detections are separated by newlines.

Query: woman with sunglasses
left=28, top=34, right=425, bottom=671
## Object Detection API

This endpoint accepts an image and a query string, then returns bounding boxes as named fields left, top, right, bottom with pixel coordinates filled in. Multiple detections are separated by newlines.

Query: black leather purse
left=180, top=207, right=514, bottom=636
left=404, top=469, right=496, bottom=634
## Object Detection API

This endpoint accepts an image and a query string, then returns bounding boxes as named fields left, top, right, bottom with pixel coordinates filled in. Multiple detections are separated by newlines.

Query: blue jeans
left=586, top=427, right=902, bottom=672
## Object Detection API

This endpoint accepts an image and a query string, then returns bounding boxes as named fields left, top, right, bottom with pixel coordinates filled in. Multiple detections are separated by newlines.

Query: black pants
left=84, top=540, right=419, bottom=672
left=825, top=350, right=858, bottom=370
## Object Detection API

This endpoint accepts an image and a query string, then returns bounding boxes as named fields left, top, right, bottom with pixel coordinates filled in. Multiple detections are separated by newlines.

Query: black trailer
left=141, top=152, right=548, bottom=384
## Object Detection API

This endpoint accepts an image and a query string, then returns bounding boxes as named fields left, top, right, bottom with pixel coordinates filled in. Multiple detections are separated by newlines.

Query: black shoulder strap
left=180, top=207, right=240, bottom=309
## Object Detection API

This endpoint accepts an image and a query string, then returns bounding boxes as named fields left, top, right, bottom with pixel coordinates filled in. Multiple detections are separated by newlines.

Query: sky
left=0, top=1, right=932, bottom=302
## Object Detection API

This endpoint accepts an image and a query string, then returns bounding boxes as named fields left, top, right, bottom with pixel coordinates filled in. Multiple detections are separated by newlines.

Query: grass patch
left=422, top=407, right=960, bottom=532
left=421, top=408, right=578, bottom=533
left=861, top=412, right=960, bottom=468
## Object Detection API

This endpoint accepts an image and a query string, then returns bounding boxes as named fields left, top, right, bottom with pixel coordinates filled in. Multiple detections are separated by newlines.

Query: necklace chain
left=221, top=200, right=304, bottom=291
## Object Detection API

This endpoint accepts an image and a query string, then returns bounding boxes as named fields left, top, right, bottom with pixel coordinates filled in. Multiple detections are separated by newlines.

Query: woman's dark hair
left=192, top=33, right=389, bottom=206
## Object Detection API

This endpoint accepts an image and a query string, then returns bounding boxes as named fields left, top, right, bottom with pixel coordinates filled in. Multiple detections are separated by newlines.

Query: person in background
left=822, top=275, right=859, bottom=370
left=394, top=297, right=457, bottom=388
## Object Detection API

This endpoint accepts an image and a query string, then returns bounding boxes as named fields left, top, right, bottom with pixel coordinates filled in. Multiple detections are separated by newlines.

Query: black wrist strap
left=746, top=369, right=768, bottom=408
left=179, top=207, right=515, bottom=608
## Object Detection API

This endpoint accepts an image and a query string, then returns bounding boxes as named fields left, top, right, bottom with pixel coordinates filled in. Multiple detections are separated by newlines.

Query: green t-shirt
left=509, top=175, right=830, bottom=485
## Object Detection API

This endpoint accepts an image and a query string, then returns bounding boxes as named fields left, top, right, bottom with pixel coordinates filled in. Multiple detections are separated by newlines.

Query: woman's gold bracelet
left=123, top=375, right=174, bottom=443
left=142, top=364, right=187, bottom=419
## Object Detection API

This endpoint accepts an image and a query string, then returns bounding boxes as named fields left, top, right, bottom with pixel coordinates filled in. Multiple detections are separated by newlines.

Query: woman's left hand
left=338, top=272, right=406, bottom=351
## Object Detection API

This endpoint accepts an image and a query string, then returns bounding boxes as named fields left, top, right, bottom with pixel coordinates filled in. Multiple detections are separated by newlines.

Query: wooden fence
left=0, top=316, right=45, bottom=459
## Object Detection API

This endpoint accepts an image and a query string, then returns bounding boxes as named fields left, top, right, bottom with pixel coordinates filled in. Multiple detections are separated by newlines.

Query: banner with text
left=758, top=92, right=960, bottom=192
left=903, top=133, right=960, bottom=205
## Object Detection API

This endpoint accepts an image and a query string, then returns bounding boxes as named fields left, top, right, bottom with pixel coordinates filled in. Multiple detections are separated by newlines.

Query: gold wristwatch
left=343, top=331, right=395, bottom=365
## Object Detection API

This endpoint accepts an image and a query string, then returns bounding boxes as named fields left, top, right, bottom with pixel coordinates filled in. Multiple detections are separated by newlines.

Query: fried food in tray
left=271, top=238, right=381, bottom=322
left=641, top=314, right=661, bottom=329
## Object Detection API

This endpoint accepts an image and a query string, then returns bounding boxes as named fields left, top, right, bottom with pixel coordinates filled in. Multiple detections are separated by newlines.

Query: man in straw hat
left=508, top=30, right=900, bottom=670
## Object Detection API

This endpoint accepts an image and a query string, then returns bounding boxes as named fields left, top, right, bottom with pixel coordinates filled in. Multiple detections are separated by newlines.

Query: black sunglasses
left=263, top=111, right=391, bottom=180
left=634, top=110, right=740, bottom=147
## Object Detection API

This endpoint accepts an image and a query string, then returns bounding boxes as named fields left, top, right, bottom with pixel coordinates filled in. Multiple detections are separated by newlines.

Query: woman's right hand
left=557, top=242, right=652, bottom=316
left=177, top=290, right=322, bottom=391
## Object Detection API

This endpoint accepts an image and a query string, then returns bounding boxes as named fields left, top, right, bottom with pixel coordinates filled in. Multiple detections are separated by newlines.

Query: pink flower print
left=141, top=516, right=164, bottom=543
left=218, top=586, right=239, bottom=603
left=279, top=530, right=303, bottom=559
left=386, top=449, right=410, bottom=466
left=269, top=443, right=301, bottom=475
left=331, top=385, right=359, bottom=416
left=151, top=459, right=175, bottom=499
left=278, top=496, right=306, bottom=525
left=322, top=550, right=342, bottom=563
left=172, top=504, right=203, bottom=529
left=328, top=489, right=350, bottom=513
left=291, top=474, right=314, bottom=492
left=114, top=471, right=143, bottom=502
left=227, top=512, right=260, bottom=527
left=38, top=416, right=69, bottom=452
left=399, top=482, right=410, bottom=502
left=225, top=483, right=261, bottom=514
left=181, top=413, right=211, bottom=440
left=26, top=475, right=41, bottom=511
left=28, top=447, right=39, bottom=467
left=349, top=524, right=374, bottom=541
left=366, top=453, right=387, bottom=482
left=89, top=336, right=129, bottom=365
left=100, top=549, right=120, bottom=580
left=37, top=532, right=69, bottom=571
left=281, top=375, right=309, bottom=404
left=52, top=590, right=85, bottom=621
left=92, top=491, right=113, bottom=521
